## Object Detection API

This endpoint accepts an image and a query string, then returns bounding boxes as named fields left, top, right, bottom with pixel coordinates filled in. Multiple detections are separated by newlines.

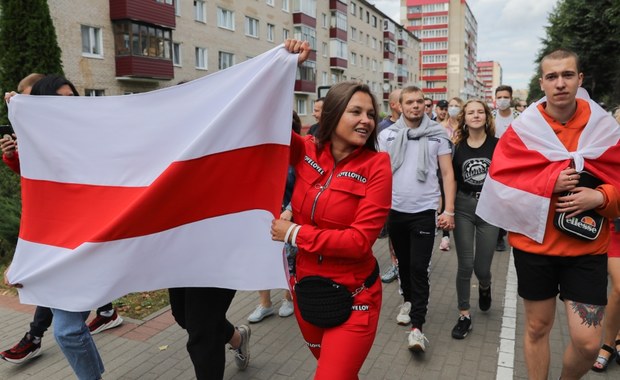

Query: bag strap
left=353, top=260, right=380, bottom=296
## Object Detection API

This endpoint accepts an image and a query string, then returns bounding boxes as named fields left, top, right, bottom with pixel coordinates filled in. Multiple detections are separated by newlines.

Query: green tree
left=0, top=0, right=63, bottom=260
left=0, top=0, right=64, bottom=122
left=528, top=0, right=620, bottom=107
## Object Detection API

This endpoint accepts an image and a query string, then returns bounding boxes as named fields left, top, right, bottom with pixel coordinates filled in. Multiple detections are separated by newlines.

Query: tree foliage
left=0, top=0, right=64, bottom=123
left=0, top=0, right=63, bottom=260
left=527, top=0, right=620, bottom=107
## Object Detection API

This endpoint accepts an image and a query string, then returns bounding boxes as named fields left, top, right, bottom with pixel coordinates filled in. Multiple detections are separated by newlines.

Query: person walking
left=449, top=99, right=499, bottom=339
left=477, top=48, right=620, bottom=380
left=378, top=86, right=456, bottom=353
left=271, top=77, right=392, bottom=377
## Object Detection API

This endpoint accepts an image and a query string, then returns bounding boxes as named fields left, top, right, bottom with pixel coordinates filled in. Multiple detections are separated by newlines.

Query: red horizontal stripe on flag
left=19, top=144, right=289, bottom=249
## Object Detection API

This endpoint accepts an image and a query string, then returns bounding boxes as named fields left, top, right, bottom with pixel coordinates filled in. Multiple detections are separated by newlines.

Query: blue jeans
left=51, top=309, right=104, bottom=380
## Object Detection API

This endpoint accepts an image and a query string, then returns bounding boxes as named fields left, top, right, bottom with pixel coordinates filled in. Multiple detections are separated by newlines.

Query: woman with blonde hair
left=450, top=99, right=500, bottom=339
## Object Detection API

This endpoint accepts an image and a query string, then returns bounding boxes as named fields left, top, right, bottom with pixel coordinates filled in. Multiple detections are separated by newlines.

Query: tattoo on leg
left=570, top=302, right=604, bottom=328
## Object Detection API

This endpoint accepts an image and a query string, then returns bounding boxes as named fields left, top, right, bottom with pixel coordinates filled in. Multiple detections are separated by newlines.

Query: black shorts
left=513, top=248, right=608, bottom=305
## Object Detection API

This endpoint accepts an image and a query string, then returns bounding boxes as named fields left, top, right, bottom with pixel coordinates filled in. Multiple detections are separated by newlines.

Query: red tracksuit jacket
left=289, top=134, right=392, bottom=289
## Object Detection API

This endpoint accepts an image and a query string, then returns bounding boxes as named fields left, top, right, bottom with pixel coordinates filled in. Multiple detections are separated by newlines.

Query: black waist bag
left=553, top=171, right=604, bottom=241
left=294, top=261, right=379, bottom=328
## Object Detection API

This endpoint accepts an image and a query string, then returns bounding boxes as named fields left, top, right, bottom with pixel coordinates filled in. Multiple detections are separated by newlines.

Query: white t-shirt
left=378, top=128, right=452, bottom=213
left=493, top=109, right=520, bottom=137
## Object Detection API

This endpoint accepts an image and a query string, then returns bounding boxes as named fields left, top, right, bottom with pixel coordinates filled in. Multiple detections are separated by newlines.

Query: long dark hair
left=316, top=81, right=379, bottom=152
left=30, top=74, right=79, bottom=96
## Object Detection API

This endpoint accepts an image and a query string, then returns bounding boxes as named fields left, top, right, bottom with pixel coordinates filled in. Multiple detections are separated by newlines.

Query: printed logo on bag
left=352, top=304, right=370, bottom=311
left=337, top=171, right=367, bottom=183
left=565, top=216, right=598, bottom=233
left=304, top=156, right=325, bottom=175
left=306, top=342, right=321, bottom=348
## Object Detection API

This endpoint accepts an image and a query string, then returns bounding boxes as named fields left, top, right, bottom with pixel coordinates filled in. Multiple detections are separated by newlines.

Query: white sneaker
left=278, top=299, right=294, bottom=317
left=396, top=301, right=411, bottom=325
left=408, top=328, right=428, bottom=352
left=439, top=236, right=450, bottom=251
left=247, top=305, right=274, bottom=323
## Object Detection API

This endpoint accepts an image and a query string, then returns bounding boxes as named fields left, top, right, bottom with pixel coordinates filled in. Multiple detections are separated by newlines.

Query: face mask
left=448, top=106, right=460, bottom=117
left=496, top=98, right=511, bottom=111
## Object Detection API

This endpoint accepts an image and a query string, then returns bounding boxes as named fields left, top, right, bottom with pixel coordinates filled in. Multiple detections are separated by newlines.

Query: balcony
left=295, top=79, right=315, bottom=94
left=115, top=55, right=173, bottom=80
left=110, top=0, right=175, bottom=28
left=330, top=57, right=347, bottom=70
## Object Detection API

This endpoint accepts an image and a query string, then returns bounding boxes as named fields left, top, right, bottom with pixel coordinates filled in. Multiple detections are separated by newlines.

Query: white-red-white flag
left=7, top=45, right=298, bottom=311
left=476, top=89, right=620, bottom=243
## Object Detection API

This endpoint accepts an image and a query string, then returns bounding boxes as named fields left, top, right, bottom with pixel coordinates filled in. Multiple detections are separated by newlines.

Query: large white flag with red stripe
left=7, top=45, right=297, bottom=311
left=476, top=89, right=620, bottom=243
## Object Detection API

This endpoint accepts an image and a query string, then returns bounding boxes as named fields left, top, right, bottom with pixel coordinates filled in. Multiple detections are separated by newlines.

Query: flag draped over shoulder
left=476, top=89, right=620, bottom=243
left=7, top=45, right=298, bottom=311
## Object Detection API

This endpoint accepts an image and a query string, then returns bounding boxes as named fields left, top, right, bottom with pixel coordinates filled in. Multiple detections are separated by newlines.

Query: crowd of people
left=1, top=40, right=620, bottom=380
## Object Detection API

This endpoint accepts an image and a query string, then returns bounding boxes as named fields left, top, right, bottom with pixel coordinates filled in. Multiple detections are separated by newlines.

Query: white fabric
left=6, top=45, right=298, bottom=311
left=477, top=88, right=620, bottom=243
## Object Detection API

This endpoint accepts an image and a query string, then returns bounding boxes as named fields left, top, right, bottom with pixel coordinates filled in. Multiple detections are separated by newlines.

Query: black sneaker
left=479, top=286, right=492, bottom=311
left=451, top=315, right=472, bottom=339
left=0, top=333, right=42, bottom=364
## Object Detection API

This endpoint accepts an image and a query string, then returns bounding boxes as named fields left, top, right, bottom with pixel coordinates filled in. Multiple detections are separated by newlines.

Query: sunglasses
left=425, top=104, right=432, bottom=108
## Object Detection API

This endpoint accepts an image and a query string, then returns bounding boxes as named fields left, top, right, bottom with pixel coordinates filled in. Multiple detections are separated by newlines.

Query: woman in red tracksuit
left=271, top=80, right=392, bottom=379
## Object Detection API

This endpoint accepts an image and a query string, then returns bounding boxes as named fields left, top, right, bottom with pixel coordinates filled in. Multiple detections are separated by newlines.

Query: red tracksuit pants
left=291, top=277, right=382, bottom=380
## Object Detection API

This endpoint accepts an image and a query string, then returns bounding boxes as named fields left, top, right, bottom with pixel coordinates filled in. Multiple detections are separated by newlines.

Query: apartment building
left=477, top=60, right=502, bottom=106
left=44, top=0, right=420, bottom=126
left=401, top=0, right=478, bottom=103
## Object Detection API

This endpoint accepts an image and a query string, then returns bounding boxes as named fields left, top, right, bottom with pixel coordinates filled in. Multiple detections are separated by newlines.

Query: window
left=267, top=23, right=275, bottom=42
left=81, top=25, right=103, bottom=57
left=245, top=16, right=259, bottom=38
left=294, top=25, right=316, bottom=49
left=322, top=71, right=328, bottom=85
left=173, top=42, right=182, bottom=66
left=350, top=2, right=356, bottom=15
left=114, top=22, right=172, bottom=59
left=194, top=0, right=206, bottom=22
left=322, top=13, right=328, bottom=28
left=297, top=61, right=316, bottom=82
left=195, top=47, right=208, bottom=69
left=322, top=42, right=327, bottom=57
left=282, top=0, right=290, bottom=12
left=330, top=39, right=347, bottom=59
left=217, top=8, right=235, bottom=30
left=84, top=89, right=105, bottom=96
left=331, top=11, right=347, bottom=31
left=156, top=0, right=173, bottom=4
left=350, top=52, right=357, bottom=65
left=350, top=26, right=357, bottom=41
left=293, top=0, right=317, bottom=18
left=174, top=0, right=180, bottom=15
left=267, top=0, right=274, bottom=5
left=296, top=97, right=307, bottom=115
left=218, top=51, right=234, bottom=69
left=283, top=28, right=290, bottom=40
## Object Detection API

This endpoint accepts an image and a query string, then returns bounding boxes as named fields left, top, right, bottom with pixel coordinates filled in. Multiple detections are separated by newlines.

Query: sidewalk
left=0, top=237, right=616, bottom=379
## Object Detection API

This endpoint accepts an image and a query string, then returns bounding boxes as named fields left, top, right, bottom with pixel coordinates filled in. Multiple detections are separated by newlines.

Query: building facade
left=44, top=0, right=420, bottom=126
left=401, top=0, right=477, bottom=103
left=477, top=60, right=502, bottom=106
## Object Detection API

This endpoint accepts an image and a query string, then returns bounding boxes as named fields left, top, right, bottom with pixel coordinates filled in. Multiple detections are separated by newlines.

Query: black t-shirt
left=452, top=136, right=498, bottom=193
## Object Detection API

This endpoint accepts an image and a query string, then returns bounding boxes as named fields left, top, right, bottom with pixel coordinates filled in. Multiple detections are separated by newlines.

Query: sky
left=372, top=0, right=560, bottom=91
